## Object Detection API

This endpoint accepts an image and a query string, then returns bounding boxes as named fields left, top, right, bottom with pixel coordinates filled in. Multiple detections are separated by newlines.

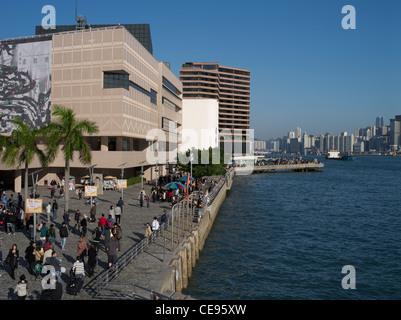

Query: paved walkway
left=0, top=182, right=175, bottom=300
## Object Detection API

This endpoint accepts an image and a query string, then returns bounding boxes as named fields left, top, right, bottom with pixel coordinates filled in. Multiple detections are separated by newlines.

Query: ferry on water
left=325, top=151, right=356, bottom=161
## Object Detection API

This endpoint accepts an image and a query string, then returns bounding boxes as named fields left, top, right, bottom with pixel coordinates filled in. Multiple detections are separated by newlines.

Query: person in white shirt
left=151, top=217, right=159, bottom=231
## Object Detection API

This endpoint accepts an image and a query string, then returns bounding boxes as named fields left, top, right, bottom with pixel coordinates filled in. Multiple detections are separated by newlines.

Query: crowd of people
left=0, top=171, right=223, bottom=300
left=255, top=156, right=320, bottom=166
left=0, top=185, right=168, bottom=300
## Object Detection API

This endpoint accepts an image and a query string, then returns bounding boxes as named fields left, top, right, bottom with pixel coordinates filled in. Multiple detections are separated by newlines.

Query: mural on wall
left=0, top=40, right=51, bottom=133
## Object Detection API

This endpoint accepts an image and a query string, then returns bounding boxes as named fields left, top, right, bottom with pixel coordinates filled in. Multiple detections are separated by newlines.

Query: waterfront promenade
left=0, top=182, right=181, bottom=300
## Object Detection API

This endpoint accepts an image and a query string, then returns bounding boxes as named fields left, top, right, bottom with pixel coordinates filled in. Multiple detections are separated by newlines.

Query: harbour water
left=183, top=156, right=401, bottom=300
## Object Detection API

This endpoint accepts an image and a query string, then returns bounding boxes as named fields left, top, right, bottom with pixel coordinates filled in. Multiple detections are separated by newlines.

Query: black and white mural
left=0, top=40, right=51, bottom=133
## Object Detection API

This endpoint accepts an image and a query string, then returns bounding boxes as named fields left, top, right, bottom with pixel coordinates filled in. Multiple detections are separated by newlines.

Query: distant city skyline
left=257, top=115, right=394, bottom=141
left=0, top=1, right=400, bottom=140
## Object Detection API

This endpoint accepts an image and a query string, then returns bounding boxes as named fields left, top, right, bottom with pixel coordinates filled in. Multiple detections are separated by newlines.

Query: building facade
left=179, top=62, right=250, bottom=154
left=0, top=26, right=182, bottom=191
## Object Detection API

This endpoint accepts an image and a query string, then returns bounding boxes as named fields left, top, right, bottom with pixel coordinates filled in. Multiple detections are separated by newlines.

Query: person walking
left=48, top=224, right=56, bottom=244
left=14, top=274, right=30, bottom=300
left=24, top=241, right=36, bottom=276
left=6, top=244, right=19, bottom=280
left=90, top=203, right=96, bottom=222
left=74, top=209, right=81, bottom=232
left=144, top=223, right=152, bottom=239
left=39, top=223, right=48, bottom=243
left=63, top=211, right=70, bottom=230
left=76, top=237, right=87, bottom=264
left=109, top=205, right=115, bottom=221
left=52, top=200, right=58, bottom=220
left=87, top=244, right=97, bottom=277
left=59, top=222, right=69, bottom=251
left=114, top=203, right=121, bottom=225
left=72, top=256, right=85, bottom=280
left=46, top=202, right=52, bottom=222
left=146, top=194, right=150, bottom=208
left=80, top=215, right=88, bottom=237
left=91, top=227, right=101, bottom=252
left=98, top=214, right=107, bottom=237
left=105, top=236, right=119, bottom=268
left=151, top=217, right=160, bottom=231
left=118, top=197, right=124, bottom=214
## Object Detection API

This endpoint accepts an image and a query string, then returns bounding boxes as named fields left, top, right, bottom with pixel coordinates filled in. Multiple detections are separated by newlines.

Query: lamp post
left=118, top=162, right=127, bottom=200
left=30, top=169, right=42, bottom=242
left=87, top=164, right=97, bottom=207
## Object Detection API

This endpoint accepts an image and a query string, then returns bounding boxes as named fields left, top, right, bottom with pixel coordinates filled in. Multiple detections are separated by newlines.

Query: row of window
left=103, top=71, right=157, bottom=104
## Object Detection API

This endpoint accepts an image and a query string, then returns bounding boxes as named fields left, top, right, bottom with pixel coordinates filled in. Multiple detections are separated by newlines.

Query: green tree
left=1, top=117, right=46, bottom=201
left=43, top=105, right=99, bottom=213
left=178, top=147, right=229, bottom=178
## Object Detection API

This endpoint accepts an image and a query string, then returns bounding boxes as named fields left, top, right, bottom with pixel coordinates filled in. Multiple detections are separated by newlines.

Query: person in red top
left=98, top=214, right=107, bottom=237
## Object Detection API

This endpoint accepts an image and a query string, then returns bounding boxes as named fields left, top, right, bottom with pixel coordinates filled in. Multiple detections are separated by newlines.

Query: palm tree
left=43, top=105, right=99, bottom=213
left=1, top=117, right=46, bottom=201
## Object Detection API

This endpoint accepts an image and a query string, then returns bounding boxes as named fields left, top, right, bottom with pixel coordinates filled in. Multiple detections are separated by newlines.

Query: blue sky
left=1, top=0, right=400, bottom=140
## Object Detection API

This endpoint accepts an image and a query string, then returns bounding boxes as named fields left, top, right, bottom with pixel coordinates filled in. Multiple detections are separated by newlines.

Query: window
left=162, top=77, right=181, bottom=97
left=104, top=72, right=129, bottom=90
left=108, top=138, right=116, bottom=151
left=104, top=71, right=157, bottom=105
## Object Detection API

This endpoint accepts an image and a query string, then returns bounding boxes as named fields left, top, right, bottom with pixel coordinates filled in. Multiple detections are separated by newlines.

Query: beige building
left=0, top=26, right=182, bottom=192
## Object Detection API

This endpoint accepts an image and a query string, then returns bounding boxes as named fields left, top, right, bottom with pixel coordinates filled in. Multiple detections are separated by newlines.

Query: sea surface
left=183, top=155, right=401, bottom=300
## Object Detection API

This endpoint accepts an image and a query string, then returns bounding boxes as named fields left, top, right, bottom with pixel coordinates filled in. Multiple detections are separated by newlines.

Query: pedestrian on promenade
left=91, top=227, right=101, bottom=252
left=6, top=211, right=16, bottom=235
left=14, top=274, right=30, bottom=300
left=152, top=189, right=156, bottom=203
left=52, top=200, right=58, bottom=220
left=17, top=192, right=23, bottom=209
left=87, top=243, right=97, bottom=277
left=76, top=237, right=87, bottom=264
left=109, top=205, right=115, bottom=220
left=39, top=222, right=48, bottom=243
left=63, top=210, right=70, bottom=229
left=145, top=223, right=152, bottom=238
left=105, top=236, right=118, bottom=268
left=151, top=217, right=159, bottom=231
left=80, top=215, right=88, bottom=237
left=161, top=209, right=168, bottom=224
left=78, top=188, right=83, bottom=200
left=46, top=202, right=52, bottom=222
left=72, top=256, right=85, bottom=280
left=146, top=194, right=150, bottom=208
left=24, top=241, right=36, bottom=276
left=106, top=215, right=114, bottom=229
left=115, top=203, right=121, bottom=225
left=118, top=197, right=124, bottom=214
left=74, top=209, right=81, bottom=232
left=59, top=222, right=69, bottom=251
left=98, top=214, right=107, bottom=237
left=90, top=203, right=96, bottom=222
left=34, top=244, right=44, bottom=271
left=43, top=237, right=53, bottom=253
left=45, top=250, right=62, bottom=282
left=111, top=224, right=122, bottom=250
left=139, top=193, right=144, bottom=207
left=5, top=243, right=19, bottom=280
left=48, top=224, right=56, bottom=244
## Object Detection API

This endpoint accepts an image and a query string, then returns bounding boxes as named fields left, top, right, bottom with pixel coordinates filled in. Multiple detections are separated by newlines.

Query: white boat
left=325, top=151, right=341, bottom=159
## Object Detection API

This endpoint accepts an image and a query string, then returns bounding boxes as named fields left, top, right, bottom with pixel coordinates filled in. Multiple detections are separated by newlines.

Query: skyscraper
left=180, top=62, right=250, bottom=152
left=376, top=116, right=384, bottom=128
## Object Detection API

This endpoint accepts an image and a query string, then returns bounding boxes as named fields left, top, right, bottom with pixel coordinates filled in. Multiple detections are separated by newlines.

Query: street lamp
left=87, top=164, right=97, bottom=207
left=118, top=162, right=127, bottom=200
left=30, top=169, right=42, bottom=243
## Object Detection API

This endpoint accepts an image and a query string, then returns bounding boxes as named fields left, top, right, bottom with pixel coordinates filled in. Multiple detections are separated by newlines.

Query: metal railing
left=93, top=281, right=175, bottom=300
left=91, top=171, right=235, bottom=298
left=92, top=219, right=169, bottom=298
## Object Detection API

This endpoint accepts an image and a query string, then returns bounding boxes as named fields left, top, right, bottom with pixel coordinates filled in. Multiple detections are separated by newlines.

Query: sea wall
left=149, top=169, right=235, bottom=297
